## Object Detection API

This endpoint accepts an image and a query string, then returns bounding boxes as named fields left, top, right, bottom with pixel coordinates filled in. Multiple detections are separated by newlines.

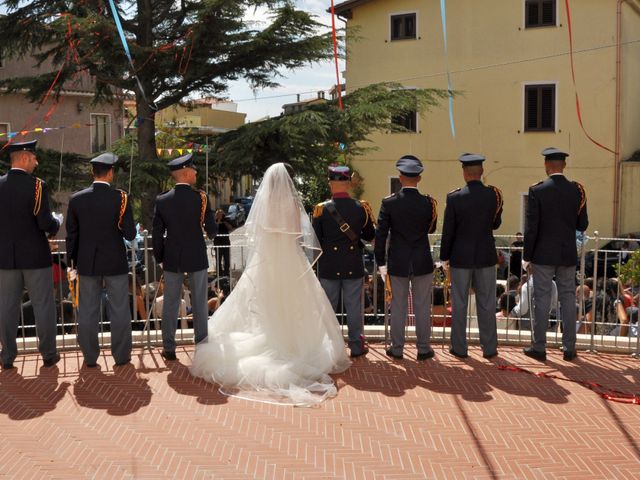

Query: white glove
left=378, top=266, right=387, bottom=281
left=521, top=260, right=530, bottom=271
left=67, top=268, right=77, bottom=282
left=52, top=212, right=64, bottom=226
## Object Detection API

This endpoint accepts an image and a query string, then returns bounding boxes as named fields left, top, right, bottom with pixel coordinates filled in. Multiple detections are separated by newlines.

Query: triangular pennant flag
left=177, top=149, right=183, bottom=155
left=167, top=149, right=173, bottom=155
left=20, top=130, right=28, bottom=136
left=187, top=149, right=192, bottom=154
left=34, top=128, right=43, bottom=132
left=157, top=149, right=163, bottom=156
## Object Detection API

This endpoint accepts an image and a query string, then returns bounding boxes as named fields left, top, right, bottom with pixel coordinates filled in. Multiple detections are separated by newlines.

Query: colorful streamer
left=440, top=0, right=456, bottom=138
left=564, top=0, right=616, bottom=155
left=107, top=0, right=156, bottom=110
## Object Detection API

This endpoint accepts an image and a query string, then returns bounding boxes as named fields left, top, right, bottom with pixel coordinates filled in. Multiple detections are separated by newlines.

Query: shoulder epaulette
left=490, top=185, right=503, bottom=220
left=383, top=193, right=396, bottom=200
left=359, top=199, right=376, bottom=226
left=530, top=180, right=544, bottom=188
left=313, top=201, right=327, bottom=219
left=447, top=187, right=461, bottom=195
left=573, top=181, right=587, bottom=214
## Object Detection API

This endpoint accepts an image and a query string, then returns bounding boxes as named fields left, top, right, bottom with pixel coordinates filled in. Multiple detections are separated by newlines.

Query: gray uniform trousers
left=450, top=266, right=498, bottom=355
left=388, top=273, right=433, bottom=356
left=319, top=277, right=365, bottom=355
left=531, top=264, right=576, bottom=353
left=78, top=274, right=131, bottom=365
left=162, top=269, right=208, bottom=353
left=0, top=267, right=58, bottom=365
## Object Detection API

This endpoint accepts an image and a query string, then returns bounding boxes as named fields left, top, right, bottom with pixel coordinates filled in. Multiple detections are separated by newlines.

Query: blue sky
left=227, top=1, right=343, bottom=121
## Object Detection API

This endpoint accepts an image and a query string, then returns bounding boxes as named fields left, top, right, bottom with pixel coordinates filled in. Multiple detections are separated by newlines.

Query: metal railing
left=11, top=233, right=640, bottom=358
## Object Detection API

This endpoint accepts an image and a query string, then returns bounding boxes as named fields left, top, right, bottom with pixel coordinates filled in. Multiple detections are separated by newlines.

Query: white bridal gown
left=190, top=163, right=350, bottom=405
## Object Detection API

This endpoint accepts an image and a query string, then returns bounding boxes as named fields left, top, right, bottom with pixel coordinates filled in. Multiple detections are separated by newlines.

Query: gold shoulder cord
left=199, top=191, right=207, bottom=227
left=360, top=200, right=376, bottom=227
left=575, top=182, right=587, bottom=214
left=118, top=191, right=128, bottom=230
left=492, top=186, right=504, bottom=222
left=429, top=196, right=438, bottom=232
left=33, top=178, right=43, bottom=216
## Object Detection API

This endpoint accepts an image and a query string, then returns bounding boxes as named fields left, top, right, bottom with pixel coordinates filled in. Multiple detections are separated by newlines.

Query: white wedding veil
left=232, top=163, right=321, bottom=266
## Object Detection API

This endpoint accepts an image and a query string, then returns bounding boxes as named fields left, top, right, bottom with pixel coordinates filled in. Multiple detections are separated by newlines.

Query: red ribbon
left=564, top=0, right=617, bottom=155
left=498, top=364, right=640, bottom=405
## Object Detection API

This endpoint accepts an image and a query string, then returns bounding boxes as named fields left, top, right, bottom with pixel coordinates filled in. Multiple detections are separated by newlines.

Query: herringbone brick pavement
left=0, top=345, right=638, bottom=479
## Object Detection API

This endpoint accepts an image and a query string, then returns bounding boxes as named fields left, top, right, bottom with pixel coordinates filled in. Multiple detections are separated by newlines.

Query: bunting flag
left=0, top=123, right=95, bottom=139
left=156, top=147, right=206, bottom=156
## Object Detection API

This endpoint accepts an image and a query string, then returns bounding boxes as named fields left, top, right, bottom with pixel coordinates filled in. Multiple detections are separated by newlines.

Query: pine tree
left=0, top=0, right=334, bottom=171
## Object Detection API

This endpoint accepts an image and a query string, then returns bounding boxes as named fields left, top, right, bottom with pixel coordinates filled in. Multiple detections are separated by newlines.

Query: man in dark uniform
left=440, top=153, right=503, bottom=359
left=313, top=165, right=375, bottom=357
left=0, top=140, right=62, bottom=369
left=375, top=155, right=438, bottom=361
left=66, top=152, right=136, bottom=367
left=152, top=154, right=216, bottom=361
left=523, top=147, right=588, bottom=361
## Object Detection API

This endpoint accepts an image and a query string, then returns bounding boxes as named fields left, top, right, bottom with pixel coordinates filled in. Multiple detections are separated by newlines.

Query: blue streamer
left=107, top=0, right=133, bottom=63
left=107, top=0, right=155, bottom=109
left=440, top=0, right=456, bottom=137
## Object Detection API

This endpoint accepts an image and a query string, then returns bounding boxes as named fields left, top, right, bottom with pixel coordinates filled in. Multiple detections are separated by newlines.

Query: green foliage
left=0, top=146, right=87, bottom=192
left=615, top=249, right=640, bottom=287
left=0, top=0, right=336, bottom=167
left=211, top=82, right=450, bottom=207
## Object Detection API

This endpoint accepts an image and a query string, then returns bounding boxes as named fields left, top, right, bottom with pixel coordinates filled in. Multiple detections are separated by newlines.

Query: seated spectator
left=510, top=273, right=558, bottom=330
left=207, top=286, right=225, bottom=315
left=576, top=285, right=593, bottom=334
left=496, top=292, right=518, bottom=330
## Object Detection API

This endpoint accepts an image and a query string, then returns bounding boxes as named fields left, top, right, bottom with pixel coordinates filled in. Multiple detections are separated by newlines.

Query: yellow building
left=334, top=0, right=640, bottom=237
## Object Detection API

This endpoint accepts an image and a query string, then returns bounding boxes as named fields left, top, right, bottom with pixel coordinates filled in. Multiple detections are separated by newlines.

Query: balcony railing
left=14, top=233, right=640, bottom=358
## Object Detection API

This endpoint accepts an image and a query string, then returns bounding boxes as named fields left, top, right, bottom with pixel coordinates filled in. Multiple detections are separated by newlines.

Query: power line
left=231, top=37, right=640, bottom=104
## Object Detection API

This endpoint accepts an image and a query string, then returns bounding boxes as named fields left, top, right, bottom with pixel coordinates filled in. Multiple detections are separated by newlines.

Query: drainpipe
left=615, top=0, right=640, bottom=235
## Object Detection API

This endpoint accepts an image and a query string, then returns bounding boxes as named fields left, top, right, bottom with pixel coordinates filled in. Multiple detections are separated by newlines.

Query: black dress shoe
left=386, top=349, right=403, bottom=360
left=85, top=362, right=98, bottom=368
left=563, top=350, right=577, bottom=361
left=114, top=359, right=131, bottom=366
left=483, top=351, right=498, bottom=359
left=449, top=348, right=468, bottom=359
left=523, top=347, right=546, bottom=361
left=417, top=350, right=435, bottom=361
left=161, top=350, right=177, bottom=361
left=350, top=347, right=369, bottom=358
left=43, top=353, right=61, bottom=367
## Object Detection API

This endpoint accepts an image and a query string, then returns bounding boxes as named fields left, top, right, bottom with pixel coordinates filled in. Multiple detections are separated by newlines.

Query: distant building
left=282, top=91, right=328, bottom=115
left=0, top=51, right=124, bottom=156
left=125, top=97, right=251, bottom=205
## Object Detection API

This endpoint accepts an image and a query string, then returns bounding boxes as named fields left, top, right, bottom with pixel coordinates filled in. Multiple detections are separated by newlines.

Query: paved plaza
left=0, top=345, right=638, bottom=479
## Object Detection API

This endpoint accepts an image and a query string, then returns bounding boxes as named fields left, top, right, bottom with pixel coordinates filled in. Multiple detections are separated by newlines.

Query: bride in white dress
left=190, top=163, right=351, bottom=405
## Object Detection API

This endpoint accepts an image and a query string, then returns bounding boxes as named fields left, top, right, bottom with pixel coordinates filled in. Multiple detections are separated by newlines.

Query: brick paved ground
left=0, top=344, right=638, bottom=479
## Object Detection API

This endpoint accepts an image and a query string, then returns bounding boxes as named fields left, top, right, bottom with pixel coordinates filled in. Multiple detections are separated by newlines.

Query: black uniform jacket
left=152, top=184, right=216, bottom=273
left=312, top=195, right=375, bottom=280
left=523, top=174, right=588, bottom=266
left=374, top=188, right=438, bottom=277
left=440, top=180, right=503, bottom=268
left=0, top=169, right=60, bottom=269
left=66, top=182, right=136, bottom=276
